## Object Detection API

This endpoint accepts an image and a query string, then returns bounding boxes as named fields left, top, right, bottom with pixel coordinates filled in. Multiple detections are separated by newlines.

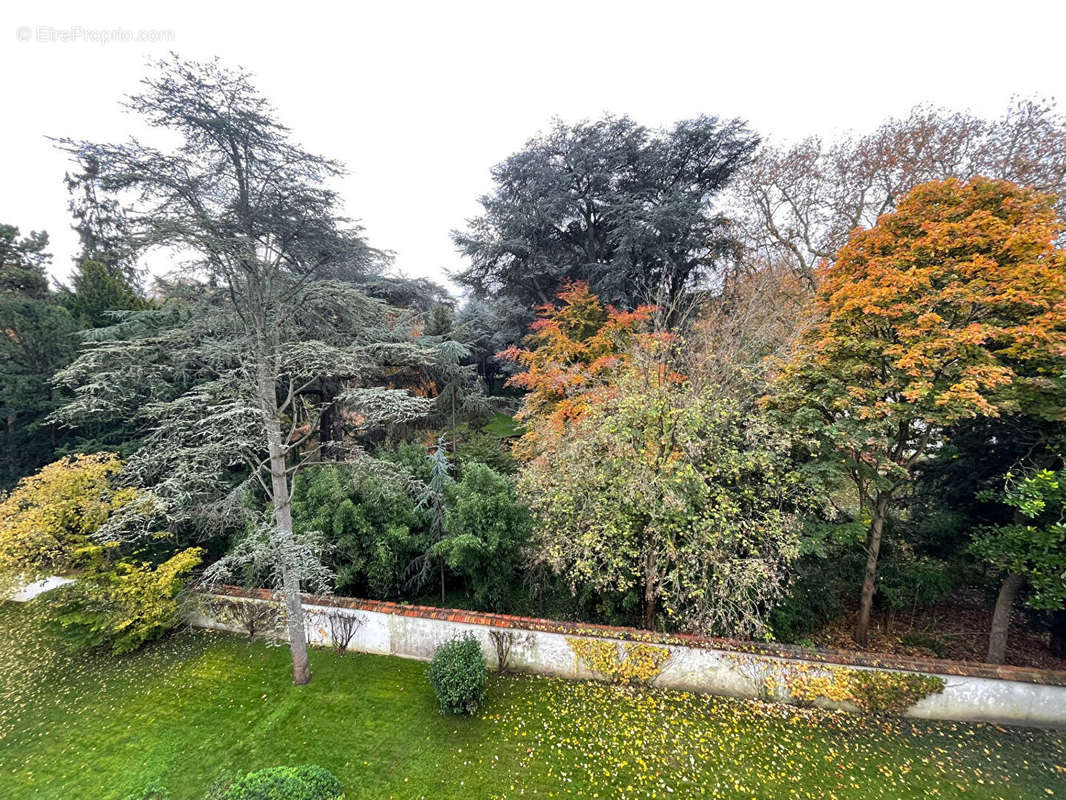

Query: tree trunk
left=987, top=573, right=1024, bottom=665
left=440, top=560, right=446, bottom=606
left=643, top=548, right=658, bottom=630
left=317, top=379, right=335, bottom=461
left=258, top=359, right=312, bottom=685
left=1049, top=609, right=1066, bottom=659
left=450, top=390, right=457, bottom=457
left=855, top=492, right=891, bottom=647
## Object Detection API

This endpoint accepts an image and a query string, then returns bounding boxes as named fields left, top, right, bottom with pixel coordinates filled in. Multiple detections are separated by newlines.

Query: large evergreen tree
left=0, top=225, right=78, bottom=489
left=64, top=157, right=140, bottom=285
left=453, top=115, right=757, bottom=329
left=60, top=260, right=149, bottom=328
left=53, top=56, right=438, bottom=684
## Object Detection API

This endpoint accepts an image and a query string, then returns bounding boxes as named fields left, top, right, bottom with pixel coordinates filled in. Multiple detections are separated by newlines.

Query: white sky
left=3, top=0, right=1065, bottom=290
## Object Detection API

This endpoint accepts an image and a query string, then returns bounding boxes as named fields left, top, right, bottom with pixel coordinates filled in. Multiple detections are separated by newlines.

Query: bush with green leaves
left=222, top=764, right=342, bottom=800
left=376, top=440, right=434, bottom=482
left=428, top=634, right=488, bottom=714
left=440, top=462, right=531, bottom=611
left=974, top=467, right=1066, bottom=611
left=291, top=462, right=424, bottom=598
left=456, top=425, right=517, bottom=475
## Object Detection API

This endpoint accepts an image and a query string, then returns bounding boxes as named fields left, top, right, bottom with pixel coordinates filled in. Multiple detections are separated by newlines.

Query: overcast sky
left=3, top=0, right=1065, bottom=290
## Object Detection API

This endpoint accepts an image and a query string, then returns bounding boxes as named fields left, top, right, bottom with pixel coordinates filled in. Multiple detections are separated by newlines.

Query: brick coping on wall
left=202, top=585, right=1066, bottom=687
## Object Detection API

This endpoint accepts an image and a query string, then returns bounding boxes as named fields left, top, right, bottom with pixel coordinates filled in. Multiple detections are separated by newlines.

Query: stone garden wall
left=188, top=587, right=1066, bottom=729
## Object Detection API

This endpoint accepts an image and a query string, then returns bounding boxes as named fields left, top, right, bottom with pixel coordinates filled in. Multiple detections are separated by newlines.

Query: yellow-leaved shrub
left=0, top=453, right=130, bottom=593
left=50, top=547, right=204, bottom=654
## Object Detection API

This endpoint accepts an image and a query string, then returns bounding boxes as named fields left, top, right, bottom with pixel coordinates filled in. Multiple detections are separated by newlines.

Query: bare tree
left=684, top=262, right=814, bottom=401
left=323, top=608, right=363, bottom=653
left=488, top=629, right=532, bottom=673
left=735, top=98, right=1066, bottom=285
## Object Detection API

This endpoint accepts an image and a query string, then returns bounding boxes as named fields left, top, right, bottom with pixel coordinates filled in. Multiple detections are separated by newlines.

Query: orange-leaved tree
left=497, top=281, right=658, bottom=455
left=768, top=177, right=1066, bottom=646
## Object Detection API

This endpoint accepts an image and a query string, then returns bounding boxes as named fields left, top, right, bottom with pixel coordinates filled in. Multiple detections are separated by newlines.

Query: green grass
left=1, top=602, right=1064, bottom=800
left=482, top=411, right=524, bottom=439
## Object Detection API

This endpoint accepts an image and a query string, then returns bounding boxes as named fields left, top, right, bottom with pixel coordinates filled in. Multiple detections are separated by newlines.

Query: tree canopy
left=51, top=55, right=440, bottom=684
left=453, top=115, right=758, bottom=328
left=522, top=343, right=813, bottom=636
left=769, top=177, right=1066, bottom=644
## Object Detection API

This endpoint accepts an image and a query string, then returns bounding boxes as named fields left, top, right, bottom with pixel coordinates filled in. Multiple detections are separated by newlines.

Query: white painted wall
left=188, top=594, right=1066, bottom=730
left=8, top=576, right=75, bottom=602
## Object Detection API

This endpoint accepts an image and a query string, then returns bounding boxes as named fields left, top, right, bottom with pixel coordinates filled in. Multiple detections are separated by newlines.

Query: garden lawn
left=1, top=602, right=1064, bottom=800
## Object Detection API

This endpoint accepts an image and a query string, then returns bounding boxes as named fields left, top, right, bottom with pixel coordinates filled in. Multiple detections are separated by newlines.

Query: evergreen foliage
left=454, top=114, right=757, bottom=331
left=441, top=461, right=530, bottom=611
left=427, top=634, right=489, bottom=715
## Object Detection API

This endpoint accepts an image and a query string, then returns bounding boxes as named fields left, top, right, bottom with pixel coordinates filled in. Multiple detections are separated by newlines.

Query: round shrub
left=428, top=633, right=488, bottom=714
left=223, top=764, right=342, bottom=800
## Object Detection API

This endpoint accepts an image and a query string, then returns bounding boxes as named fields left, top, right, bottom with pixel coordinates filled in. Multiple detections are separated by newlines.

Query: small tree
left=198, top=595, right=285, bottom=640
left=974, top=467, right=1066, bottom=662
left=488, top=629, right=532, bottom=673
left=0, top=453, right=202, bottom=653
left=406, top=437, right=453, bottom=604
left=497, top=282, right=655, bottom=457
left=290, top=461, right=422, bottom=598
left=770, top=178, right=1066, bottom=645
left=323, top=608, right=363, bottom=653
left=522, top=344, right=812, bottom=636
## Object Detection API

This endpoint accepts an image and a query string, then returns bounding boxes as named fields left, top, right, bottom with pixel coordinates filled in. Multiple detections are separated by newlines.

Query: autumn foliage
left=0, top=453, right=134, bottom=592
left=771, top=177, right=1066, bottom=644
left=497, top=281, right=659, bottom=449
left=775, top=176, right=1066, bottom=468
left=818, top=177, right=1064, bottom=418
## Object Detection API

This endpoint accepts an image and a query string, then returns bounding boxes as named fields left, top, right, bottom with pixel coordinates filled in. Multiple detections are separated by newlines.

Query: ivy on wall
left=567, top=637, right=671, bottom=685
left=771, top=664, right=945, bottom=714
left=724, top=650, right=946, bottom=715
